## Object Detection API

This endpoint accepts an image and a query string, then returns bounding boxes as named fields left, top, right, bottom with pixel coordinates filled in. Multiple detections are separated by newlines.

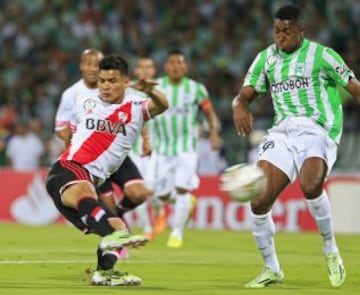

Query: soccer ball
left=220, top=163, right=266, bottom=203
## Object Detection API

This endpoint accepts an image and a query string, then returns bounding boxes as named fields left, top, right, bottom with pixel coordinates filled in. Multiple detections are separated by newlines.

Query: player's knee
left=62, top=182, right=97, bottom=208
left=125, top=183, right=153, bottom=203
left=250, top=192, right=275, bottom=215
left=251, top=199, right=272, bottom=215
left=300, top=181, right=323, bottom=199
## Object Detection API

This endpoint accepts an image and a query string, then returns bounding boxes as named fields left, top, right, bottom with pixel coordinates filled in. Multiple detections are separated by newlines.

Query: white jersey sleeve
left=55, top=80, right=98, bottom=132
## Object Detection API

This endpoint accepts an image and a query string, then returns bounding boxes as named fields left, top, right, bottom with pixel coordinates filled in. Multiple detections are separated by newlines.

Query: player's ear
left=298, top=20, right=305, bottom=33
left=123, top=77, right=131, bottom=86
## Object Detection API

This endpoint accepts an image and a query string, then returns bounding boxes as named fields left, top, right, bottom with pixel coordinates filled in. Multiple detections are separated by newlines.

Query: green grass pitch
left=1, top=223, right=359, bottom=295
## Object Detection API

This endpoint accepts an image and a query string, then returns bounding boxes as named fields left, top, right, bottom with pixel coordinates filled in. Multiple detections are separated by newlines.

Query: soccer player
left=152, top=50, right=221, bottom=248
left=102, top=55, right=159, bottom=240
left=54, top=49, right=154, bottom=247
left=128, top=55, right=160, bottom=240
left=46, top=55, right=168, bottom=286
left=232, top=4, right=360, bottom=288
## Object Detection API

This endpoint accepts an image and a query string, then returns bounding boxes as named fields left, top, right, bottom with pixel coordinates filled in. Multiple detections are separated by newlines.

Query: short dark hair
left=138, top=54, right=153, bottom=60
left=99, top=55, right=129, bottom=76
left=275, top=4, right=302, bottom=21
left=167, top=49, right=185, bottom=58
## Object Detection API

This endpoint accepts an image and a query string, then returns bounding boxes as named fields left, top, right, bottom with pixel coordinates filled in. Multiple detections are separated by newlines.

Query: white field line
left=0, top=259, right=212, bottom=265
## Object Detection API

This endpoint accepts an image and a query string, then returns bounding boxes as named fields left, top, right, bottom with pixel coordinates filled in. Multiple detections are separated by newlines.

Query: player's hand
left=232, top=99, right=253, bottom=136
left=209, top=131, right=221, bottom=150
left=130, top=72, right=158, bottom=94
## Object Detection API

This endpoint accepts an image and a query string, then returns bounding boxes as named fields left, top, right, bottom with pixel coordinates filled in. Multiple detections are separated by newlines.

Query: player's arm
left=322, top=47, right=360, bottom=104
left=232, top=86, right=257, bottom=136
left=55, top=90, right=76, bottom=148
left=346, top=77, right=360, bottom=104
left=131, top=78, right=168, bottom=117
left=56, top=128, right=72, bottom=148
left=140, top=125, right=152, bottom=156
left=146, top=88, right=168, bottom=117
left=232, top=51, right=267, bottom=137
left=201, top=99, right=221, bottom=150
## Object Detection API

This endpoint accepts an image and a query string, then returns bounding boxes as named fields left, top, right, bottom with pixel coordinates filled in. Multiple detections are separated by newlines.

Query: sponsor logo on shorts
left=262, top=140, right=275, bottom=152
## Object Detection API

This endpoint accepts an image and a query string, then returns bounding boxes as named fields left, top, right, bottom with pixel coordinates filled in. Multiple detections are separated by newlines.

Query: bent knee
left=62, top=181, right=97, bottom=208
left=250, top=192, right=276, bottom=215
left=300, top=182, right=323, bottom=199
left=124, top=183, right=153, bottom=203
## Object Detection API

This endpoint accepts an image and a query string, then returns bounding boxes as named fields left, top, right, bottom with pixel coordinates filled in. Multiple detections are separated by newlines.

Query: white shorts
left=152, top=152, right=200, bottom=196
left=129, top=152, right=154, bottom=189
left=256, top=117, right=338, bottom=182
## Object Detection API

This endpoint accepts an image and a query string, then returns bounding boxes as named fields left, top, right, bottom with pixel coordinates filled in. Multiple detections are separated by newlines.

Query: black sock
left=116, top=195, right=143, bottom=217
left=78, top=197, right=115, bottom=237
left=96, top=247, right=117, bottom=271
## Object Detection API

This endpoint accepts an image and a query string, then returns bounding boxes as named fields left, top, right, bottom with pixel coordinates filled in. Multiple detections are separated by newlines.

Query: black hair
left=167, top=49, right=185, bottom=58
left=275, top=4, right=302, bottom=21
left=138, top=54, right=153, bottom=60
left=99, top=55, right=129, bottom=76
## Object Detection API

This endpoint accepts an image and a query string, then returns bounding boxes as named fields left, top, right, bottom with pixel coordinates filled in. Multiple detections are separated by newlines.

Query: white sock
left=252, top=211, right=281, bottom=273
left=170, top=192, right=191, bottom=239
left=306, top=191, right=338, bottom=255
left=135, top=201, right=153, bottom=233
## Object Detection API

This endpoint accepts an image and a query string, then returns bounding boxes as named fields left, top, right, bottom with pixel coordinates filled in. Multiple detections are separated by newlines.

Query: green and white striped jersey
left=150, top=76, right=209, bottom=156
left=244, top=39, right=354, bottom=143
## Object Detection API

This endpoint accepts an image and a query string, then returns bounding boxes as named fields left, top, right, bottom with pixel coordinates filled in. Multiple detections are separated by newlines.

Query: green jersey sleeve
left=243, top=51, right=268, bottom=95
left=196, top=82, right=209, bottom=104
left=322, top=47, right=355, bottom=88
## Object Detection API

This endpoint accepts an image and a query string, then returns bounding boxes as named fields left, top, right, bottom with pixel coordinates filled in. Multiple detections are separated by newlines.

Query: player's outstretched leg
left=246, top=211, right=283, bottom=288
left=92, top=268, right=142, bottom=286
left=100, top=230, right=149, bottom=251
left=306, top=191, right=346, bottom=287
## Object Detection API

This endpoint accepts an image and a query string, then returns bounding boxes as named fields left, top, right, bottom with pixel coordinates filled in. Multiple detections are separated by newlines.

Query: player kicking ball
left=46, top=55, right=168, bottom=286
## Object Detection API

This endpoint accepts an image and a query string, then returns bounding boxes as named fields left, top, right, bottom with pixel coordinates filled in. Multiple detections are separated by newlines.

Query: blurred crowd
left=1, top=0, right=360, bottom=170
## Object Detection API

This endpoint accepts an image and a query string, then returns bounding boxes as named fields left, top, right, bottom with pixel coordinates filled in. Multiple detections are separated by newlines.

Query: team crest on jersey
left=294, top=62, right=305, bottom=77
left=183, top=94, right=192, bottom=102
left=118, top=112, right=128, bottom=123
left=84, top=99, right=96, bottom=114
left=267, top=55, right=276, bottom=66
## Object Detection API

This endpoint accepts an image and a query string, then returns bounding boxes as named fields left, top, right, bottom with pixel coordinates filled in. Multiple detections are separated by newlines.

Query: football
left=220, top=163, right=266, bottom=203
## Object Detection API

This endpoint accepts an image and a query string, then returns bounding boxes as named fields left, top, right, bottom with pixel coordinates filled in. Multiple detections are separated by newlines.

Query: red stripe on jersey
left=70, top=123, right=77, bottom=133
left=71, top=102, right=133, bottom=165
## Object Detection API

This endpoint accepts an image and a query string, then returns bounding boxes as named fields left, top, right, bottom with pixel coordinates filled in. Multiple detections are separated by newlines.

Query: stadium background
left=1, top=2, right=360, bottom=294
left=0, top=0, right=360, bottom=233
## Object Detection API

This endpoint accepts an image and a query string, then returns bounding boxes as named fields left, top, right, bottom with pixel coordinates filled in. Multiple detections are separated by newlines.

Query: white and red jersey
left=55, top=79, right=98, bottom=132
left=60, top=90, right=151, bottom=181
